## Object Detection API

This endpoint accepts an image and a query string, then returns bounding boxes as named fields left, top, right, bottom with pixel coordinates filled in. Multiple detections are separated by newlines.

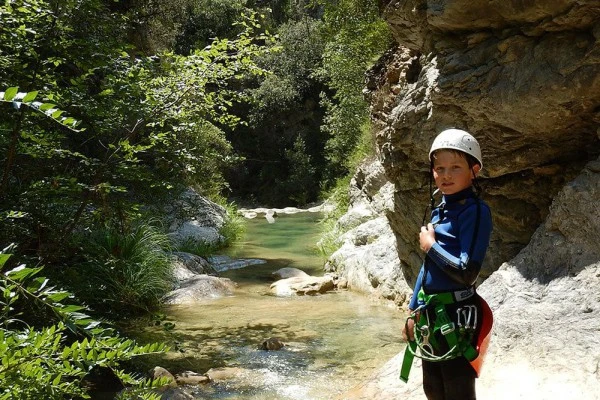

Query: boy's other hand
left=420, top=223, right=436, bottom=252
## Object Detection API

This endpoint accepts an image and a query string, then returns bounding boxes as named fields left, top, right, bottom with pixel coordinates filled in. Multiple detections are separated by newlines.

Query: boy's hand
left=419, top=223, right=436, bottom=252
left=402, top=316, right=416, bottom=341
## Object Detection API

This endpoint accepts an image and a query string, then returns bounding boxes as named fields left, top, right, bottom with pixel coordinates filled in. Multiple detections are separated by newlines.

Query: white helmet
left=429, top=128, right=483, bottom=168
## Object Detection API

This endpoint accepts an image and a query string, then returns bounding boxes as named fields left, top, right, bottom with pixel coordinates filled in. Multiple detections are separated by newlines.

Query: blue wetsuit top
left=409, top=187, right=492, bottom=310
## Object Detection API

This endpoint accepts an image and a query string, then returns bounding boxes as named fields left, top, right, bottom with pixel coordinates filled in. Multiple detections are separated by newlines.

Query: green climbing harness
left=399, top=288, right=479, bottom=383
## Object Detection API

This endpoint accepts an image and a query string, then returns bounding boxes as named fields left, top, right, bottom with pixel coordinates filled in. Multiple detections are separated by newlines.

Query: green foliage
left=225, top=16, right=328, bottom=206
left=0, top=0, right=272, bottom=266
left=316, top=174, right=351, bottom=258
left=282, top=136, right=317, bottom=205
left=0, top=87, right=82, bottom=130
left=316, top=121, right=376, bottom=258
left=70, top=223, right=175, bottom=316
left=0, top=253, right=168, bottom=399
left=250, top=17, right=324, bottom=115
left=315, top=0, right=392, bottom=184
left=175, top=238, right=218, bottom=258
left=173, top=0, right=249, bottom=54
left=219, top=201, right=246, bottom=246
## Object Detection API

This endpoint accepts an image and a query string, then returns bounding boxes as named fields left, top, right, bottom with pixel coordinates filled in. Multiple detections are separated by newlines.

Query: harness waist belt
left=421, top=286, right=475, bottom=305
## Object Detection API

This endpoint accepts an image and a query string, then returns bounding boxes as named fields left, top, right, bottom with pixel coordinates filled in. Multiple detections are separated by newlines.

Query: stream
left=137, top=211, right=405, bottom=399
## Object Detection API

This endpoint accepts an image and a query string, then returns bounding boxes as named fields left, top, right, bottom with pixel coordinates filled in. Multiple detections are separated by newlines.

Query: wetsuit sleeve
left=408, top=266, right=425, bottom=310
left=426, top=202, right=492, bottom=286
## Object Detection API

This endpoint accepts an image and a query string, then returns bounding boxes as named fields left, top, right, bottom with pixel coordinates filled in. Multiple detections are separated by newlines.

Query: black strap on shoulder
left=468, top=199, right=481, bottom=261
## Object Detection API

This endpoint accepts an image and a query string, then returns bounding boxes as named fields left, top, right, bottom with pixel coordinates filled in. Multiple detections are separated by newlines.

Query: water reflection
left=147, top=212, right=404, bottom=399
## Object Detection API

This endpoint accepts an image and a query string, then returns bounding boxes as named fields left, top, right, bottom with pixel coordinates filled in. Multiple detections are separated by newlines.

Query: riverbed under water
left=139, top=211, right=405, bottom=399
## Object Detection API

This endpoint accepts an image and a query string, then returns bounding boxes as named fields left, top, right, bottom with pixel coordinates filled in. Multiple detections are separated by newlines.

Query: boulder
left=148, top=366, right=177, bottom=389
left=272, top=267, right=309, bottom=280
left=324, top=159, right=411, bottom=306
left=175, top=371, right=210, bottom=385
left=163, top=275, right=237, bottom=304
left=260, top=337, right=285, bottom=351
left=270, top=275, right=335, bottom=296
left=165, top=188, right=227, bottom=247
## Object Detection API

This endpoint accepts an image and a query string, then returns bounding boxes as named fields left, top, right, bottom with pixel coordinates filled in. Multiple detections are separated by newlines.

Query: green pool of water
left=140, top=212, right=404, bottom=399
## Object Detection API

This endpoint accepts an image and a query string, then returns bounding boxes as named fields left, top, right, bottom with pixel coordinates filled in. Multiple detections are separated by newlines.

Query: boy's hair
left=431, top=149, right=481, bottom=169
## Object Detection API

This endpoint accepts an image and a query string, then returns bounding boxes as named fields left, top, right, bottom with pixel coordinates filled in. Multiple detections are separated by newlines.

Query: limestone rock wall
left=325, top=159, right=413, bottom=306
left=367, top=0, right=600, bottom=284
left=333, top=1, right=600, bottom=398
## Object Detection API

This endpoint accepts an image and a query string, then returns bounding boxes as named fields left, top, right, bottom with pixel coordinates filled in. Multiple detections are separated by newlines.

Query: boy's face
left=432, top=150, right=480, bottom=195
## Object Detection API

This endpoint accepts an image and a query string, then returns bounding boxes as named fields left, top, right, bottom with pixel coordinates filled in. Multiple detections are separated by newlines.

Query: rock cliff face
left=367, top=0, right=600, bottom=283
left=331, top=1, right=600, bottom=398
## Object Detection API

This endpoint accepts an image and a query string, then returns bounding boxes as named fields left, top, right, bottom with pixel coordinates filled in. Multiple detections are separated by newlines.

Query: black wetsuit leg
left=422, top=357, right=476, bottom=400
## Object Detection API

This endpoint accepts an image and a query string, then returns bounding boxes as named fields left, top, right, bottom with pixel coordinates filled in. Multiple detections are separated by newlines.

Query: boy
left=401, top=128, right=493, bottom=400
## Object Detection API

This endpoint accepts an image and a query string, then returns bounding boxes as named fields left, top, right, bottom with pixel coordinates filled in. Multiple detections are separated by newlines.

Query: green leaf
left=5, top=265, right=43, bottom=281
left=0, top=254, right=11, bottom=268
left=61, top=347, right=71, bottom=359
left=39, top=103, right=56, bottom=111
left=3, top=87, right=18, bottom=101
left=22, top=91, right=38, bottom=103
left=46, top=292, right=71, bottom=303
left=51, top=110, right=64, bottom=119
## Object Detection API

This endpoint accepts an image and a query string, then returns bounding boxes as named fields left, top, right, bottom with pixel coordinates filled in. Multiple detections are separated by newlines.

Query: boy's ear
left=472, top=164, right=481, bottom=176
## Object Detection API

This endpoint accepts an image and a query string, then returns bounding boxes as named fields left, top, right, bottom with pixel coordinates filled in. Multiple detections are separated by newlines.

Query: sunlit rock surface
left=337, top=1, right=600, bottom=398
left=165, top=188, right=227, bottom=247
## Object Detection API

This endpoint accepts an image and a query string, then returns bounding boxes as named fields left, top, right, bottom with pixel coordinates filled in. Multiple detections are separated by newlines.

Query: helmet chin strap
left=423, top=160, right=440, bottom=225
left=471, top=167, right=482, bottom=197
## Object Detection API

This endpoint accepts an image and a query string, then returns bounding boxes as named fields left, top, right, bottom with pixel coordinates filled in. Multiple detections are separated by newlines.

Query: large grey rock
left=324, top=159, right=411, bottom=305
left=165, top=188, right=227, bottom=247
left=172, top=252, right=216, bottom=275
left=329, top=216, right=411, bottom=306
left=270, top=275, right=335, bottom=296
left=369, top=0, right=600, bottom=284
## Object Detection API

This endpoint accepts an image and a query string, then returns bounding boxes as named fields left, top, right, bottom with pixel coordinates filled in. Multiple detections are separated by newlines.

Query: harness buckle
left=440, top=322, right=455, bottom=336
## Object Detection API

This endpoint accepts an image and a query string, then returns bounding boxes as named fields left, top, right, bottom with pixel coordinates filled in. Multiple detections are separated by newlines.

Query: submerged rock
left=175, top=371, right=210, bottom=385
left=260, top=337, right=285, bottom=351
left=163, top=275, right=237, bottom=304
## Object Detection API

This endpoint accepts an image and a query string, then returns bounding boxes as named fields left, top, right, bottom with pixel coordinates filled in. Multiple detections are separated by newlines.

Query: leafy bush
left=175, top=237, right=218, bottom=258
left=315, top=0, right=392, bottom=185
left=0, top=253, right=169, bottom=399
left=0, top=2, right=272, bottom=263
left=316, top=174, right=351, bottom=258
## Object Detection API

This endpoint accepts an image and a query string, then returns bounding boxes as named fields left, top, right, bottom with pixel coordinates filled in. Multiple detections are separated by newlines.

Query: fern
left=0, top=253, right=168, bottom=399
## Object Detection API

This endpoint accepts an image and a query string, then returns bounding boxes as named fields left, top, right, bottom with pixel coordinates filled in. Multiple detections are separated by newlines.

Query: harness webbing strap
left=399, top=289, right=479, bottom=382
left=399, top=339, right=417, bottom=383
